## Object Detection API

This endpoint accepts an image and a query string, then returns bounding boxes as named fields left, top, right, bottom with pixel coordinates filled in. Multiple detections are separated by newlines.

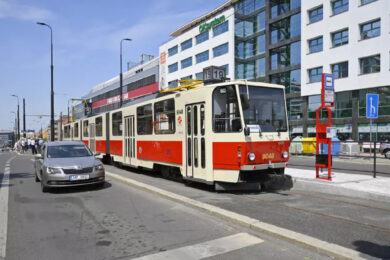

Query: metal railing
left=289, top=140, right=390, bottom=177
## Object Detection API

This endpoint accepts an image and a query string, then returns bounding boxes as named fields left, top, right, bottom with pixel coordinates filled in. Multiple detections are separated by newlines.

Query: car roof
left=45, top=141, right=86, bottom=147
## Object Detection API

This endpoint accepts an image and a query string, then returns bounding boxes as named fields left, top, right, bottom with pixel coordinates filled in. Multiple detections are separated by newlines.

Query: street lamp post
left=37, top=22, right=55, bottom=142
left=11, top=95, right=20, bottom=140
left=120, top=38, right=132, bottom=108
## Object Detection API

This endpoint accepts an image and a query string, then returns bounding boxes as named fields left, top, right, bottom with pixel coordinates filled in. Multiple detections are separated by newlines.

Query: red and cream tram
left=63, top=80, right=290, bottom=189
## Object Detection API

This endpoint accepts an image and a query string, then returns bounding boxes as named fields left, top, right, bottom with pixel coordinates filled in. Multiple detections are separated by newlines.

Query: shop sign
left=378, top=123, right=390, bottom=132
left=358, top=124, right=377, bottom=133
left=199, top=15, right=225, bottom=33
left=308, top=126, right=316, bottom=133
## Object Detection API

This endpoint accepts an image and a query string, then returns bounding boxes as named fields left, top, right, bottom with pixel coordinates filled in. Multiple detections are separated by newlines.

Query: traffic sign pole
left=366, top=93, right=379, bottom=158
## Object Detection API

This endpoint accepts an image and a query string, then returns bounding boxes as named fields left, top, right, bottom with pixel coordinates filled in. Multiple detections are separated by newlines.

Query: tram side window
left=74, top=123, right=79, bottom=138
left=154, top=99, right=175, bottom=134
left=64, top=125, right=70, bottom=138
left=83, top=121, right=89, bottom=137
left=95, top=117, right=103, bottom=137
left=137, top=104, right=153, bottom=135
left=112, top=112, right=123, bottom=136
left=213, top=86, right=242, bottom=133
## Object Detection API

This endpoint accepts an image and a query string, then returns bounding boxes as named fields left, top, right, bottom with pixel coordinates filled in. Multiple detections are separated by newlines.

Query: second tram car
left=63, top=80, right=290, bottom=189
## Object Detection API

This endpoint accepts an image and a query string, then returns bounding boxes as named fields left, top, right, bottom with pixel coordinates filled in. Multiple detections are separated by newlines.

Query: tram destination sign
left=203, top=66, right=226, bottom=84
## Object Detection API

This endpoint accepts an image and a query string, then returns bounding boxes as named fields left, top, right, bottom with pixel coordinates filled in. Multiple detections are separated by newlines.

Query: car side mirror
left=244, top=126, right=250, bottom=136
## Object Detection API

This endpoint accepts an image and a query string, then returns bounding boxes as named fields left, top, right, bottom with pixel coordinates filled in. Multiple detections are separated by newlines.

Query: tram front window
left=239, top=85, right=287, bottom=133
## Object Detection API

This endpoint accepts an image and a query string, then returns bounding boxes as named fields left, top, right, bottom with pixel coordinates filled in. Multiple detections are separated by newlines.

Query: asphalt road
left=289, top=155, right=390, bottom=176
left=0, top=151, right=329, bottom=260
left=104, top=163, right=390, bottom=259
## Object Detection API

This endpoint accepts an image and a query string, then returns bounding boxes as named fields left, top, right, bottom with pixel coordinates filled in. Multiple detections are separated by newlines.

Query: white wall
left=159, top=7, right=235, bottom=89
left=301, top=0, right=390, bottom=96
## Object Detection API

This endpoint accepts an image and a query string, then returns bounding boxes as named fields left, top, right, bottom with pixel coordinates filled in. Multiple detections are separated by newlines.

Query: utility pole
left=59, top=112, right=63, bottom=141
left=23, top=98, right=26, bottom=138
left=120, top=38, right=132, bottom=108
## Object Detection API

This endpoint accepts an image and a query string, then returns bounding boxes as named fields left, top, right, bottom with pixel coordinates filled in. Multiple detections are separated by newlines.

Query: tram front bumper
left=240, top=162, right=287, bottom=171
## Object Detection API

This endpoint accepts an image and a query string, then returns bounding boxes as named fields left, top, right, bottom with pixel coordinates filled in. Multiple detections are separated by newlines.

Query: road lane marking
left=132, top=233, right=263, bottom=260
left=0, top=156, right=16, bottom=259
left=107, top=171, right=366, bottom=260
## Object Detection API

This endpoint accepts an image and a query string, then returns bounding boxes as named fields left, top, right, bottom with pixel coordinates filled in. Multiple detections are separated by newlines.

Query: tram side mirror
left=244, top=126, right=250, bottom=136
left=240, top=94, right=250, bottom=110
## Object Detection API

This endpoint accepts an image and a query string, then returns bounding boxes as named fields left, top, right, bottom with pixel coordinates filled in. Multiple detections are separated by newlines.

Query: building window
left=112, top=112, right=122, bottom=136
left=270, top=69, right=301, bottom=94
left=308, top=95, right=321, bottom=119
left=213, top=21, right=228, bottom=37
left=331, top=29, right=348, bottom=47
left=360, top=54, right=380, bottom=74
left=213, top=43, right=229, bottom=57
left=168, top=62, right=178, bottom=73
left=196, top=31, right=209, bottom=44
left=196, top=50, right=209, bottom=63
left=308, top=67, right=323, bottom=83
left=137, top=104, right=153, bottom=135
left=361, top=0, right=377, bottom=5
left=181, top=39, right=192, bottom=51
left=195, top=72, right=203, bottom=80
left=360, top=19, right=380, bottom=40
left=256, top=11, right=265, bottom=32
left=257, top=34, right=265, bottom=54
left=257, top=57, right=266, bottom=77
left=83, top=120, right=88, bottom=137
left=309, top=6, right=323, bottom=23
left=221, top=64, right=229, bottom=75
left=235, top=62, right=255, bottom=80
left=334, top=92, right=352, bottom=118
left=291, top=13, right=301, bottom=38
left=270, top=41, right=300, bottom=70
left=288, top=98, right=303, bottom=120
left=331, top=61, right=348, bottom=79
left=309, top=37, right=323, bottom=53
left=168, top=45, right=178, bottom=57
left=154, top=99, right=175, bottom=134
left=95, top=117, right=103, bottom=137
left=181, top=57, right=192, bottom=69
left=181, top=75, right=192, bottom=80
left=332, top=0, right=348, bottom=15
left=168, top=80, right=179, bottom=88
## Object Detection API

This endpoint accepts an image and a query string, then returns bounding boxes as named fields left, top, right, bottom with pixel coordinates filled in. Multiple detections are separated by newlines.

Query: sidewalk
left=287, top=167, right=390, bottom=202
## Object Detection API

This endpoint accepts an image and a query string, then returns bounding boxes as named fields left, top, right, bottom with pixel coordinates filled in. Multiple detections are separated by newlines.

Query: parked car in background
left=34, top=141, right=105, bottom=192
left=379, top=143, right=390, bottom=159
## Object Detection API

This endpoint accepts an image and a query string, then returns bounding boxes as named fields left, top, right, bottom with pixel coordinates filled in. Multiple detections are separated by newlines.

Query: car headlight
left=282, top=151, right=289, bottom=159
left=46, top=167, right=62, bottom=174
left=248, top=153, right=256, bottom=161
left=94, top=164, right=104, bottom=171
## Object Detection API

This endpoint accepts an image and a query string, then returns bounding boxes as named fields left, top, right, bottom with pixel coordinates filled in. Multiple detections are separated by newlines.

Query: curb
left=106, top=171, right=365, bottom=260
left=292, top=177, right=390, bottom=203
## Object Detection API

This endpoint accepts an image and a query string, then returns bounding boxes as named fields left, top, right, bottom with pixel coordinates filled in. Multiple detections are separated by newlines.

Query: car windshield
left=239, top=85, right=288, bottom=133
left=47, top=145, right=92, bottom=158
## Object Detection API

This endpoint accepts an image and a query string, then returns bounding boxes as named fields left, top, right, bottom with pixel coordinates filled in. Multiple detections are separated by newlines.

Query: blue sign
left=366, top=94, right=379, bottom=119
left=324, top=74, right=334, bottom=90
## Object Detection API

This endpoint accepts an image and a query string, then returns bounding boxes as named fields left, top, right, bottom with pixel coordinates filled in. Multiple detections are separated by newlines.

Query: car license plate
left=69, top=175, right=89, bottom=181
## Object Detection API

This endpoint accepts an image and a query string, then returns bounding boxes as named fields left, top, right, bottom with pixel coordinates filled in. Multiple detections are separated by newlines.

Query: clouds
left=0, top=0, right=54, bottom=21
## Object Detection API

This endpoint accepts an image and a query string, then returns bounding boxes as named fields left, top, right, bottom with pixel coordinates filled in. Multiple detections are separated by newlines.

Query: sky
left=0, top=0, right=227, bottom=132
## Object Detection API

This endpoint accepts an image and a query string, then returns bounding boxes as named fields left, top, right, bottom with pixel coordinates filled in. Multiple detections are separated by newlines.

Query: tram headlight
left=282, top=151, right=289, bottom=159
left=248, top=153, right=256, bottom=161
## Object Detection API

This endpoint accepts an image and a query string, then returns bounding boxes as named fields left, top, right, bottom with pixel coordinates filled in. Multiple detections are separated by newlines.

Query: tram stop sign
left=366, top=94, right=379, bottom=119
left=203, top=66, right=226, bottom=84
left=322, top=73, right=334, bottom=106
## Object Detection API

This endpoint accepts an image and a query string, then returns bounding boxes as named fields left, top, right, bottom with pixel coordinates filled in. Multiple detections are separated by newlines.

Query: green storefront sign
left=199, top=15, right=226, bottom=33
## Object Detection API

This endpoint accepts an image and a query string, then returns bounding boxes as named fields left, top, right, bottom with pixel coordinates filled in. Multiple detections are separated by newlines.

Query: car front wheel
left=41, top=181, right=49, bottom=193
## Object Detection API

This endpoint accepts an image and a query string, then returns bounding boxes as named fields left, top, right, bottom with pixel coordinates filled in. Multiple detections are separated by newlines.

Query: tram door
left=124, top=116, right=135, bottom=165
left=89, top=123, right=96, bottom=153
left=186, top=103, right=206, bottom=179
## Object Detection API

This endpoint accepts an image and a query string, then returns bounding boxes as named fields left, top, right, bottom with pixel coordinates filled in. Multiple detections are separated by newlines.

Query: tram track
left=232, top=193, right=390, bottom=234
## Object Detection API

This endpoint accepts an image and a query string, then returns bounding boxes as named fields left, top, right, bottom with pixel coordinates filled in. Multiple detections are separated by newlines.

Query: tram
left=63, top=79, right=290, bottom=190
